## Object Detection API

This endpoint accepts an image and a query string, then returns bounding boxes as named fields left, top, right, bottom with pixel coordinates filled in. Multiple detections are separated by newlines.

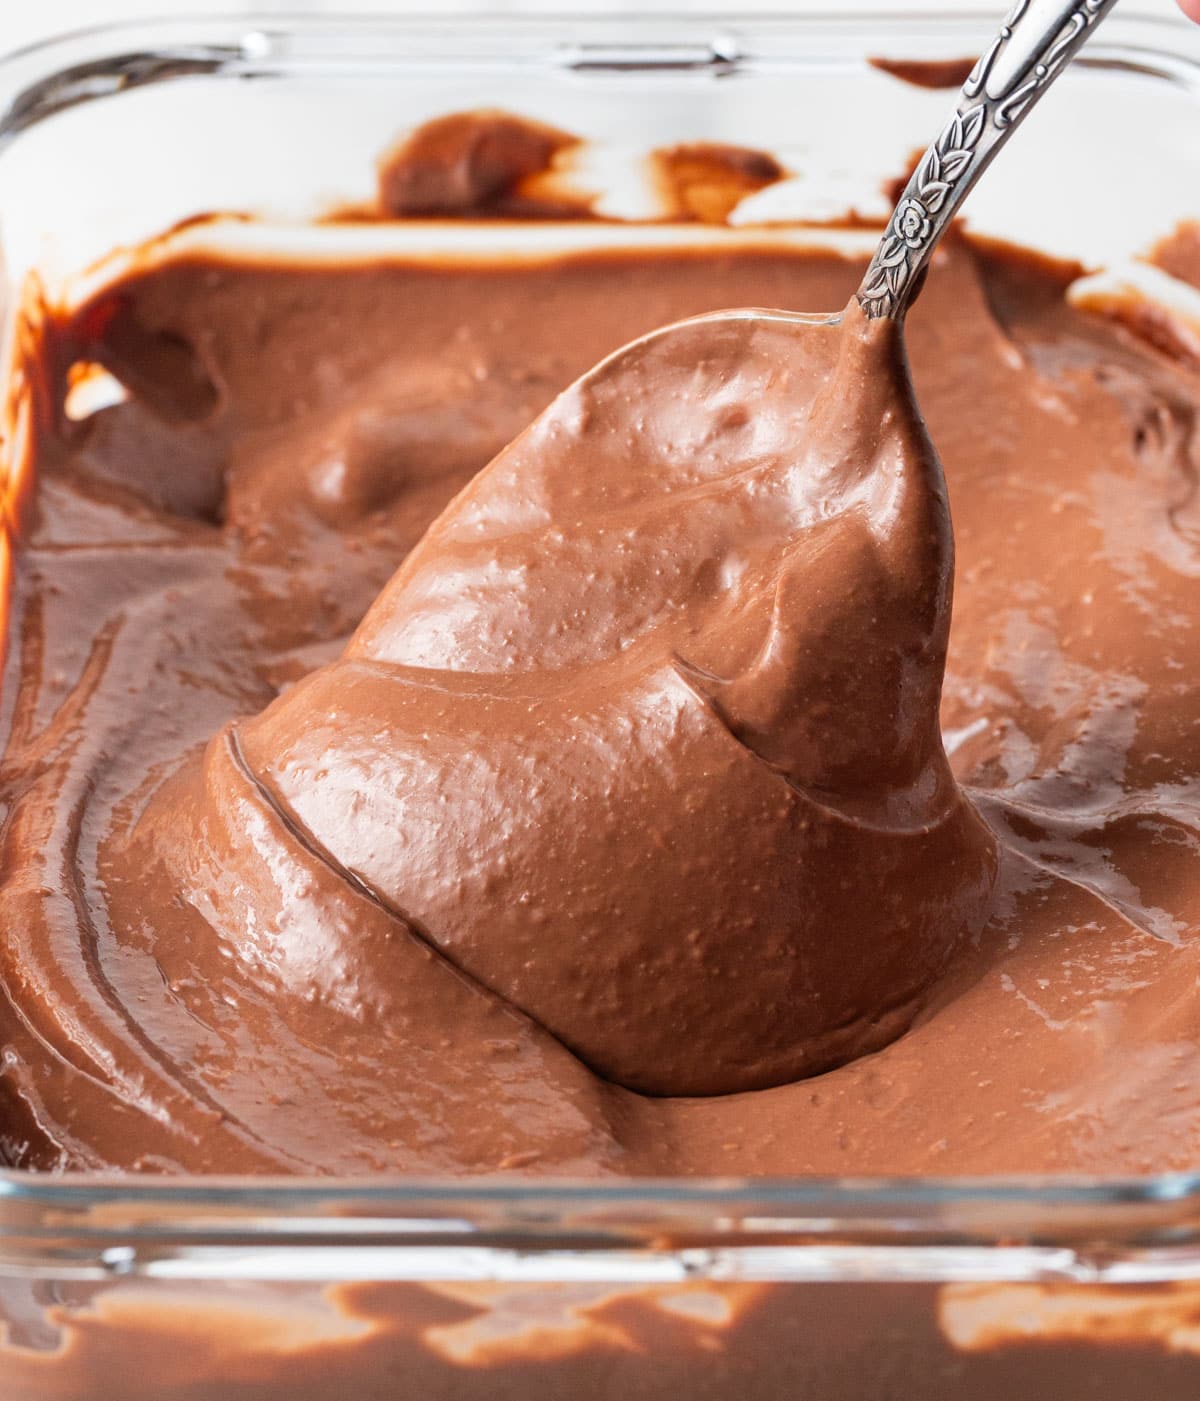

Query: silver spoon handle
left=857, top=0, right=1120, bottom=320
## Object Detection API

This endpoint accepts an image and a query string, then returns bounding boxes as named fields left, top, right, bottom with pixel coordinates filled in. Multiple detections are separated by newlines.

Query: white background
left=1, top=0, right=1188, bottom=60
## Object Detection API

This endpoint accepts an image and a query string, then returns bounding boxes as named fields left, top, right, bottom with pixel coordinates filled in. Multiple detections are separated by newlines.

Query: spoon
left=859, top=0, right=1119, bottom=319
left=165, top=1, right=1130, bottom=1101
left=265, top=0, right=1125, bottom=1094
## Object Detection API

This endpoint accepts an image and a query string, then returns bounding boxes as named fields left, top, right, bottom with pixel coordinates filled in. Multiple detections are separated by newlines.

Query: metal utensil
left=859, top=0, right=1119, bottom=320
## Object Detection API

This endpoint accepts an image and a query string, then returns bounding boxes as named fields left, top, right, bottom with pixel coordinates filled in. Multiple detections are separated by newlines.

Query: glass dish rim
left=1, top=7, right=1200, bottom=1253
left=2, top=6, right=1199, bottom=149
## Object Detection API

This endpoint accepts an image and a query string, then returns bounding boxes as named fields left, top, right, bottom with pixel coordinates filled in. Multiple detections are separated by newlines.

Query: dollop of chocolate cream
left=377, top=110, right=580, bottom=217
left=5, top=211, right=1200, bottom=1176
left=129, top=303, right=995, bottom=1099
left=868, top=56, right=980, bottom=90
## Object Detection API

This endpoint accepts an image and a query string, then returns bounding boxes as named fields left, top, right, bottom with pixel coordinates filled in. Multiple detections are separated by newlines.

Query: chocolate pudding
left=1, top=86, right=1200, bottom=1398
left=0, top=215, right=1198, bottom=1179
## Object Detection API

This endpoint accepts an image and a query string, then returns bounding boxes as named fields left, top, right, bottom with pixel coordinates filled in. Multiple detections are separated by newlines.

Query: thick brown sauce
left=1, top=229, right=1200, bottom=1180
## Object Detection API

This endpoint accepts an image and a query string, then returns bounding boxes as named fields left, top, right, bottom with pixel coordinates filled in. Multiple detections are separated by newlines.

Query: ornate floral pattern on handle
left=858, top=0, right=1118, bottom=320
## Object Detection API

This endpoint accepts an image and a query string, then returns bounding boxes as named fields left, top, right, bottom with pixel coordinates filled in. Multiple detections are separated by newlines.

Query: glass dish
left=2, top=9, right=1200, bottom=1398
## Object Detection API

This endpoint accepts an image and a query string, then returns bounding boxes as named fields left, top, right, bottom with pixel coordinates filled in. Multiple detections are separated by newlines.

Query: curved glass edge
left=1, top=9, right=1199, bottom=149
left=4, top=1167, right=1200, bottom=1226
left=3, top=1170, right=1200, bottom=1283
left=0, top=9, right=1197, bottom=1263
left=3, top=1171, right=1200, bottom=1283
